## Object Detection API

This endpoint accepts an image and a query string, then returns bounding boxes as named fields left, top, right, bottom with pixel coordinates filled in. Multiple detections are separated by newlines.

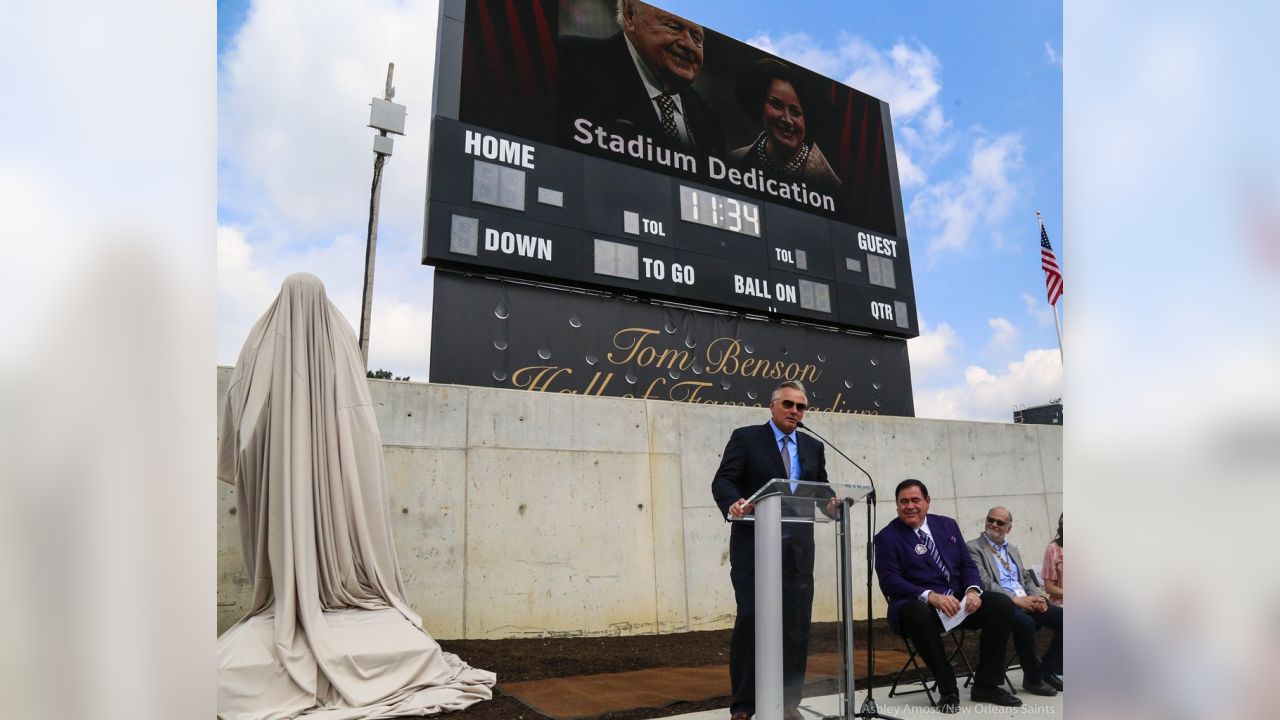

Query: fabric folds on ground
left=217, top=273, right=495, bottom=719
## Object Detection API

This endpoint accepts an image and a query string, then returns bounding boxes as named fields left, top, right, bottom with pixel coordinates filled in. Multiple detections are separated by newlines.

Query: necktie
left=917, top=529, right=951, bottom=583
left=655, top=93, right=680, bottom=141
left=781, top=435, right=798, bottom=495
left=779, top=436, right=792, bottom=479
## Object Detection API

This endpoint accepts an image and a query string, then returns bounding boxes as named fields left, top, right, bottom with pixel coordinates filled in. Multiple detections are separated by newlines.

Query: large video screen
left=452, top=0, right=901, bottom=234
left=426, top=0, right=916, bottom=338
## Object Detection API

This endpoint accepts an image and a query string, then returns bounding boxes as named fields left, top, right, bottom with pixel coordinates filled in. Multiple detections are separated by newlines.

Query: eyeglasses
left=985, top=517, right=1009, bottom=527
left=779, top=399, right=807, bottom=412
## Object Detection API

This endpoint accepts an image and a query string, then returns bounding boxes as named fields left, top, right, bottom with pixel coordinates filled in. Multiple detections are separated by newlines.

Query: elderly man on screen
left=966, top=506, right=1064, bottom=696
left=559, top=0, right=724, bottom=156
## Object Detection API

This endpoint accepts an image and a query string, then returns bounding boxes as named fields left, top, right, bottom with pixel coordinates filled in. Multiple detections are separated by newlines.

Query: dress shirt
left=982, top=534, right=1026, bottom=596
left=916, top=518, right=982, bottom=603
left=623, top=34, right=693, bottom=146
left=768, top=420, right=798, bottom=491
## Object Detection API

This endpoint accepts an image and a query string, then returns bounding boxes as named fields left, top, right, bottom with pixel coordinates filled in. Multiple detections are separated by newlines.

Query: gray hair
left=986, top=506, right=1013, bottom=523
left=616, top=0, right=648, bottom=28
left=770, top=380, right=807, bottom=403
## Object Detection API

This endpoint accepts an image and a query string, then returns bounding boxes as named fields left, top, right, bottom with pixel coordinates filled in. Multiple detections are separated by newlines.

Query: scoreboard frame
left=425, top=0, right=918, bottom=339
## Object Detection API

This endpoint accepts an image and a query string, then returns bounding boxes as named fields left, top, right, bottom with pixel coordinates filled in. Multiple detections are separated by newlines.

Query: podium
left=731, top=479, right=872, bottom=720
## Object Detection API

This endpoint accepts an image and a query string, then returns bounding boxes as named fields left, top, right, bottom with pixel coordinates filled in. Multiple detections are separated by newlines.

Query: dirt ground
left=441, top=619, right=999, bottom=720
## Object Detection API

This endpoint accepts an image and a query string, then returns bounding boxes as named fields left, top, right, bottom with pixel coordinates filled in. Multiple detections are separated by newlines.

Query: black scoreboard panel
left=424, top=117, right=919, bottom=337
left=430, top=270, right=916, bottom=416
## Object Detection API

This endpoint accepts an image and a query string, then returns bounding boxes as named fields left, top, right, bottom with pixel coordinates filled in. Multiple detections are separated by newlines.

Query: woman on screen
left=729, top=58, right=841, bottom=195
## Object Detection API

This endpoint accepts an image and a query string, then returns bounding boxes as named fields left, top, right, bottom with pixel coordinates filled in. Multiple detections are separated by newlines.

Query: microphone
left=797, top=420, right=876, bottom=502
left=798, top=421, right=893, bottom=718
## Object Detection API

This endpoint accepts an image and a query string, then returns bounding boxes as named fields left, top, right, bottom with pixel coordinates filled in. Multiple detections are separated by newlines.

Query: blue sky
left=216, top=0, right=1063, bottom=421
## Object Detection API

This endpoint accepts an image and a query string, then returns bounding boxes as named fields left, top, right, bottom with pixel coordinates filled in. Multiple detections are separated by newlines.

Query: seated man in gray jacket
left=967, top=506, right=1064, bottom=696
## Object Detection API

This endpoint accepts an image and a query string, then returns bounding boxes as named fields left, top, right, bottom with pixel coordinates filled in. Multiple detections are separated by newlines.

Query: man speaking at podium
left=712, top=380, right=827, bottom=720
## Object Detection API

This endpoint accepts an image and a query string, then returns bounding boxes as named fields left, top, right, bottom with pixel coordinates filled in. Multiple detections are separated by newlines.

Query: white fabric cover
left=217, top=273, right=494, bottom=719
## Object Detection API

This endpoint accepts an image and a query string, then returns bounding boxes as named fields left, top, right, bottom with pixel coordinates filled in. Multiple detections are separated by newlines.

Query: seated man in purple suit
left=875, top=479, right=1021, bottom=713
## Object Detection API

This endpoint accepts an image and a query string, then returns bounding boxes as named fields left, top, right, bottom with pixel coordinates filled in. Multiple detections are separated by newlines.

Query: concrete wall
left=217, top=367, right=1062, bottom=639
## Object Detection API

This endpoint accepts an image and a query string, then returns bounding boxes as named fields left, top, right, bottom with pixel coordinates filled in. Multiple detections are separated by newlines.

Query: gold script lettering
left=510, top=365, right=573, bottom=392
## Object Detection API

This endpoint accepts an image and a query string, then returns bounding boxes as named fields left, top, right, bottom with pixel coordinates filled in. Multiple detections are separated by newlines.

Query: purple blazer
left=874, top=514, right=982, bottom=634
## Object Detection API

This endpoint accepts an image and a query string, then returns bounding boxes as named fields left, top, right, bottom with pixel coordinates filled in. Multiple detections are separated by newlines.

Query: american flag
left=1040, top=222, right=1063, bottom=306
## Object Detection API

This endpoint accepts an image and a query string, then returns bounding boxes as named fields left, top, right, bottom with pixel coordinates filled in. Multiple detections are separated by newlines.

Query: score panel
left=423, top=117, right=918, bottom=337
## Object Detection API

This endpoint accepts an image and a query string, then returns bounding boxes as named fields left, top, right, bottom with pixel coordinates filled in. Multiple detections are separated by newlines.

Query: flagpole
left=1037, top=211, right=1064, bottom=363
left=1051, top=301, right=1064, bottom=364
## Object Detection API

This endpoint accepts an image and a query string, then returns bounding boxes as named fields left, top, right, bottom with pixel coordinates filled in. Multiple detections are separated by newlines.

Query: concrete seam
left=1034, top=426, right=1047, bottom=494
left=646, top=401, right=662, bottom=635
left=678, top=427, right=691, bottom=633
left=677, top=405, right=697, bottom=632
left=461, top=387, right=471, bottom=638
left=945, top=421, right=960, bottom=499
left=1037, top=428, right=1053, bottom=528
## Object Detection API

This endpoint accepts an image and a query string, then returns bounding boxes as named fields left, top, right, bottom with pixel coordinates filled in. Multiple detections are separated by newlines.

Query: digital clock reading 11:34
left=678, top=185, right=761, bottom=237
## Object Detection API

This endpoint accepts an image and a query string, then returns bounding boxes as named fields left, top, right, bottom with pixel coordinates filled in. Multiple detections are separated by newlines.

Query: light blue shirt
left=768, top=420, right=798, bottom=490
left=983, top=534, right=1023, bottom=595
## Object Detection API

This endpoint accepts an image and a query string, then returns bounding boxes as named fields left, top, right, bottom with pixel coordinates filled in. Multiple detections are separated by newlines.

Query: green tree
left=366, top=369, right=410, bottom=381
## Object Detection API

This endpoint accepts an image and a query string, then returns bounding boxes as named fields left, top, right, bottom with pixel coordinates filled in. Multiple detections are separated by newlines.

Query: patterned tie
left=655, top=93, right=680, bottom=141
left=780, top=435, right=798, bottom=495
left=917, top=529, right=951, bottom=583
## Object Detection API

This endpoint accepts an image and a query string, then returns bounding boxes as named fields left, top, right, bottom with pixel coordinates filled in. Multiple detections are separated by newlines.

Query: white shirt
left=913, top=518, right=982, bottom=603
left=622, top=34, right=693, bottom=146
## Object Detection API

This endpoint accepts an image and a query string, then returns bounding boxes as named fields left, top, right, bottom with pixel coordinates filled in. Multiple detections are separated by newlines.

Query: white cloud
left=368, top=294, right=433, bottom=379
left=986, top=316, right=1019, bottom=354
left=744, top=30, right=1026, bottom=259
left=909, top=133, right=1024, bottom=257
left=217, top=220, right=433, bottom=379
left=1020, top=292, right=1057, bottom=327
left=219, top=0, right=438, bottom=234
left=914, top=348, right=1063, bottom=422
left=907, top=317, right=961, bottom=383
left=894, top=147, right=927, bottom=189
left=218, top=0, right=442, bottom=379
left=746, top=33, right=949, bottom=137
left=1045, top=41, right=1063, bottom=67
left=849, top=40, right=946, bottom=129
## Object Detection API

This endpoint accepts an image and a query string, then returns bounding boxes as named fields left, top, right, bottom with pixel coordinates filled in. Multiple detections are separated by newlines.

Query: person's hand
left=964, top=589, right=982, bottom=614
left=729, top=498, right=755, bottom=518
left=1013, top=595, right=1041, bottom=612
left=928, top=591, right=962, bottom=617
left=822, top=496, right=842, bottom=518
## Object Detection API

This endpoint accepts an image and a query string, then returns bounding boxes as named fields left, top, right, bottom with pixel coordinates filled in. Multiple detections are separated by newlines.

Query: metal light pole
left=359, top=62, right=407, bottom=368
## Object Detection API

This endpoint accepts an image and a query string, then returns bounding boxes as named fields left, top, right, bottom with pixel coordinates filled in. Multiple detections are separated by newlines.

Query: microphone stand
left=797, top=422, right=901, bottom=720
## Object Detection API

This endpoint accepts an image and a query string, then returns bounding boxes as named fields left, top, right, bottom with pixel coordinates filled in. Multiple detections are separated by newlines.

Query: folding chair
left=886, top=629, right=977, bottom=707
left=962, top=650, right=1018, bottom=696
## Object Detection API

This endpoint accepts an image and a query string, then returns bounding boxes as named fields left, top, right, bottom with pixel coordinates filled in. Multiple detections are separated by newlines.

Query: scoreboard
left=423, top=0, right=918, bottom=340
left=425, top=117, right=919, bottom=337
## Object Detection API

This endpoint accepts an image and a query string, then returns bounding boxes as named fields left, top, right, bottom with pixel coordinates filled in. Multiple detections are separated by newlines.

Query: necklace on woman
left=754, top=133, right=811, bottom=176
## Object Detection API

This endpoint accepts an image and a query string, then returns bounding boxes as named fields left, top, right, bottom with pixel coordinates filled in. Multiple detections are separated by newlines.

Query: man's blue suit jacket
left=874, top=514, right=982, bottom=634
